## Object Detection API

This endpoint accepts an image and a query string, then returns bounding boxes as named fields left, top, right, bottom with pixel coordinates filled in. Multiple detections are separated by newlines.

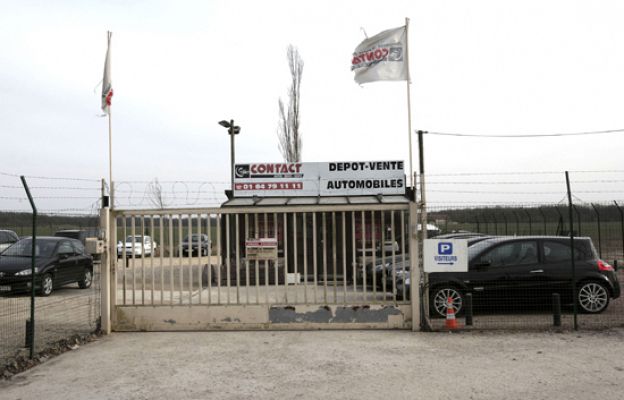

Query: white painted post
left=409, top=198, right=421, bottom=331
left=100, top=206, right=111, bottom=334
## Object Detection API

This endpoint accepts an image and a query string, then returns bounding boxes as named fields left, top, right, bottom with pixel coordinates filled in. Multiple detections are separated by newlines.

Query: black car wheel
left=78, top=268, right=93, bottom=289
left=578, top=281, right=610, bottom=314
left=430, top=286, right=464, bottom=318
left=39, top=273, right=53, bottom=297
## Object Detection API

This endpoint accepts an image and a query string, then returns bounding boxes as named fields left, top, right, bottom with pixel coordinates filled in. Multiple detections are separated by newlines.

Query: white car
left=117, top=235, right=156, bottom=258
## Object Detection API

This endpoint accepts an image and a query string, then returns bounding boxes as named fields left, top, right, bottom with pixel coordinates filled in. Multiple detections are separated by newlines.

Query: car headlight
left=16, top=267, right=38, bottom=276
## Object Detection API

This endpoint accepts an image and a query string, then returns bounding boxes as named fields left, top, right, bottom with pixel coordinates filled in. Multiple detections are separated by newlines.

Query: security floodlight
left=218, top=119, right=241, bottom=192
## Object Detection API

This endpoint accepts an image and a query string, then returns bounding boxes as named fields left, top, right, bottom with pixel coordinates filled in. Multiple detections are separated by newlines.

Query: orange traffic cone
left=445, top=297, right=459, bottom=330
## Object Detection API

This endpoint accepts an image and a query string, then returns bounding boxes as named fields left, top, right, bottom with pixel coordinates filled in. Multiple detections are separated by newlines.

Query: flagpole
left=108, top=109, right=113, bottom=207
left=405, top=17, right=414, bottom=189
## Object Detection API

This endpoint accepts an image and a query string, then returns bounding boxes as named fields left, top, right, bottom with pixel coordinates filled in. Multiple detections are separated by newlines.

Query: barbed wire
left=423, top=128, right=624, bottom=138
left=0, top=171, right=101, bottom=182
left=420, top=170, right=624, bottom=177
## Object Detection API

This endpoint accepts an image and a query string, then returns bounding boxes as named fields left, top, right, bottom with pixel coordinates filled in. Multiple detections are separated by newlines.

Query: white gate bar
left=342, top=212, right=347, bottom=305
left=372, top=211, right=378, bottom=303
left=401, top=211, right=407, bottom=301
left=331, top=212, right=337, bottom=303
left=253, top=213, right=260, bottom=304
left=361, top=211, right=366, bottom=302
left=225, top=214, right=231, bottom=305
left=159, top=215, right=164, bottom=305
left=293, top=213, right=298, bottom=304
left=244, top=214, right=249, bottom=304
left=312, top=212, right=318, bottom=304
left=216, top=214, right=222, bottom=304
left=168, top=215, right=174, bottom=305
left=391, top=211, right=397, bottom=305
left=207, top=213, right=213, bottom=305
left=283, top=212, right=288, bottom=303
left=140, top=216, right=145, bottom=305
left=235, top=213, right=240, bottom=304
left=303, top=212, right=308, bottom=304
left=322, top=212, right=328, bottom=304
left=351, top=212, right=356, bottom=299
left=131, top=217, right=136, bottom=305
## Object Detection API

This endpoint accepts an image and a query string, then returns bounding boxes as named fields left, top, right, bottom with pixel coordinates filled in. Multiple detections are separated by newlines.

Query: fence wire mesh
left=1, top=172, right=102, bottom=368
left=421, top=170, right=624, bottom=331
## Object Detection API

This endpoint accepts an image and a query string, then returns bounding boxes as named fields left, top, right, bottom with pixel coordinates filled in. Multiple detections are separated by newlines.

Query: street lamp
left=218, top=119, right=241, bottom=192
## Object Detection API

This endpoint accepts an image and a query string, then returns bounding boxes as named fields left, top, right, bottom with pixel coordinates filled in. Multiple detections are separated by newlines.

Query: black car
left=423, top=236, right=620, bottom=317
left=0, top=237, right=93, bottom=296
left=181, top=234, right=211, bottom=256
left=367, top=236, right=492, bottom=291
left=396, top=236, right=620, bottom=317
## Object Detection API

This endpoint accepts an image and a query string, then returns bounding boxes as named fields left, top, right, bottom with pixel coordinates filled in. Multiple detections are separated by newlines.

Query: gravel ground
left=1, top=329, right=624, bottom=400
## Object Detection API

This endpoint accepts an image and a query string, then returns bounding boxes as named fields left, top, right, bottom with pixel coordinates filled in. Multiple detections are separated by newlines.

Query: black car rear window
left=543, top=240, right=596, bottom=262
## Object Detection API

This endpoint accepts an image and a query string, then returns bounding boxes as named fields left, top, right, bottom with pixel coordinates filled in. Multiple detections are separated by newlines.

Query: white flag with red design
left=101, top=31, right=113, bottom=114
left=351, top=26, right=408, bottom=84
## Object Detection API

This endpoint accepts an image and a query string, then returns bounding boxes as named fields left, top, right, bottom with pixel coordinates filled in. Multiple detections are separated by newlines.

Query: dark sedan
left=181, top=234, right=211, bottom=256
left=397, top=236, right=620, bottom=317
left=0, top=237, right=93, bottom=296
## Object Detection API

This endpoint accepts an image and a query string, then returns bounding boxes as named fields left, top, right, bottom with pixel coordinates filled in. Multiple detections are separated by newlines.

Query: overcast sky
left=1, top=0, right=623, bottom=212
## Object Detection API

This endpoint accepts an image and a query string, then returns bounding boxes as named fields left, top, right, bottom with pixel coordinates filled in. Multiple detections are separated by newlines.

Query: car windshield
left=184, top=235, right=204, bottom=241
left=125, top=236, right=144, bottom=243
left=1, top=238, right=57, bottom=257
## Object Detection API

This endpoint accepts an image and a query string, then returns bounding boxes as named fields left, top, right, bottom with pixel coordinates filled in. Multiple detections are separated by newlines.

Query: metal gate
left=104, top=201, right=419, bottom=331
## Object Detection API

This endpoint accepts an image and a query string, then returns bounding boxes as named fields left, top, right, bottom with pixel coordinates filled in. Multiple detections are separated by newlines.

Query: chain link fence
left=421, top=171, right=624, bottom=331
left=0, top=173, right=102, bottom=373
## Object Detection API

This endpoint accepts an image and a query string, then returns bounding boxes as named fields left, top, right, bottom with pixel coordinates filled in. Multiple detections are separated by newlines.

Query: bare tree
left=277, top=45, right=303, bottom=162
left=148, top=178, right=167, bottom=209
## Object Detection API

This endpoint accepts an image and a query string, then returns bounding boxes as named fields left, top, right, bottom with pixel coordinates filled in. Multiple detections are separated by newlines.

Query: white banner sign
left=424, top=239, right=469, bottom=273
left=234, top=161, right=405, bottom=197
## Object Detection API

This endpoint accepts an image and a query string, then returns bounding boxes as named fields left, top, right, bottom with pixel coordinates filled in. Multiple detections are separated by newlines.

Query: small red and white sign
left=245, top=238, right=278, bottom=260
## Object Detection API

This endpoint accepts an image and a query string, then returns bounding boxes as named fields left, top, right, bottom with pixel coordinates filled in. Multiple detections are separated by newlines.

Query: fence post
left=591, top=203, right=602, bottom=259
left=525, top=208, right=532, bottom=235
left=552, top=293, right=561, bottom=327
left=538, top=207, right=547, bottom=234
left=482, top=213, right=488, bottom=235
left=20, top=176, right=37, bottom=358
left=554, top=206, right=564, bottom=236
left=565, top=171, right=578, bottom=331
left=512, top=211, right=520, bottom=235
left=614, top=201, right=624, bottom=263
left=502, top=213, right=508, bottom=235
left=573, top=205, right=582, bottom=236
left=465, top=293, right=473, bottom=326
left=475, top=215, right=480, bottom=233
left=491, top=213, right=498, bottom=235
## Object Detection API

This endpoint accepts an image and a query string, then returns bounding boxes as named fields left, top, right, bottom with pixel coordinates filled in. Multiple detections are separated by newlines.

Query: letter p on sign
left=438, top=242, right=453, bottom=255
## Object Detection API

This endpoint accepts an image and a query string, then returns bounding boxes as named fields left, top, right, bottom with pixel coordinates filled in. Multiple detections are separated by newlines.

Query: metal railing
left=112, top=204, right=412, bottom=309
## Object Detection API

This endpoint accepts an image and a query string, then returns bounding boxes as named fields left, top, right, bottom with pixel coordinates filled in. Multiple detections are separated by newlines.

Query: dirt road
left=2, top=329, right=623, bottom=399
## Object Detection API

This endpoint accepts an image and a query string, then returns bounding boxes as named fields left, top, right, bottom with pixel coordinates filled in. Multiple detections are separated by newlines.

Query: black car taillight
left=598, top=260, right=614, bottom=272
